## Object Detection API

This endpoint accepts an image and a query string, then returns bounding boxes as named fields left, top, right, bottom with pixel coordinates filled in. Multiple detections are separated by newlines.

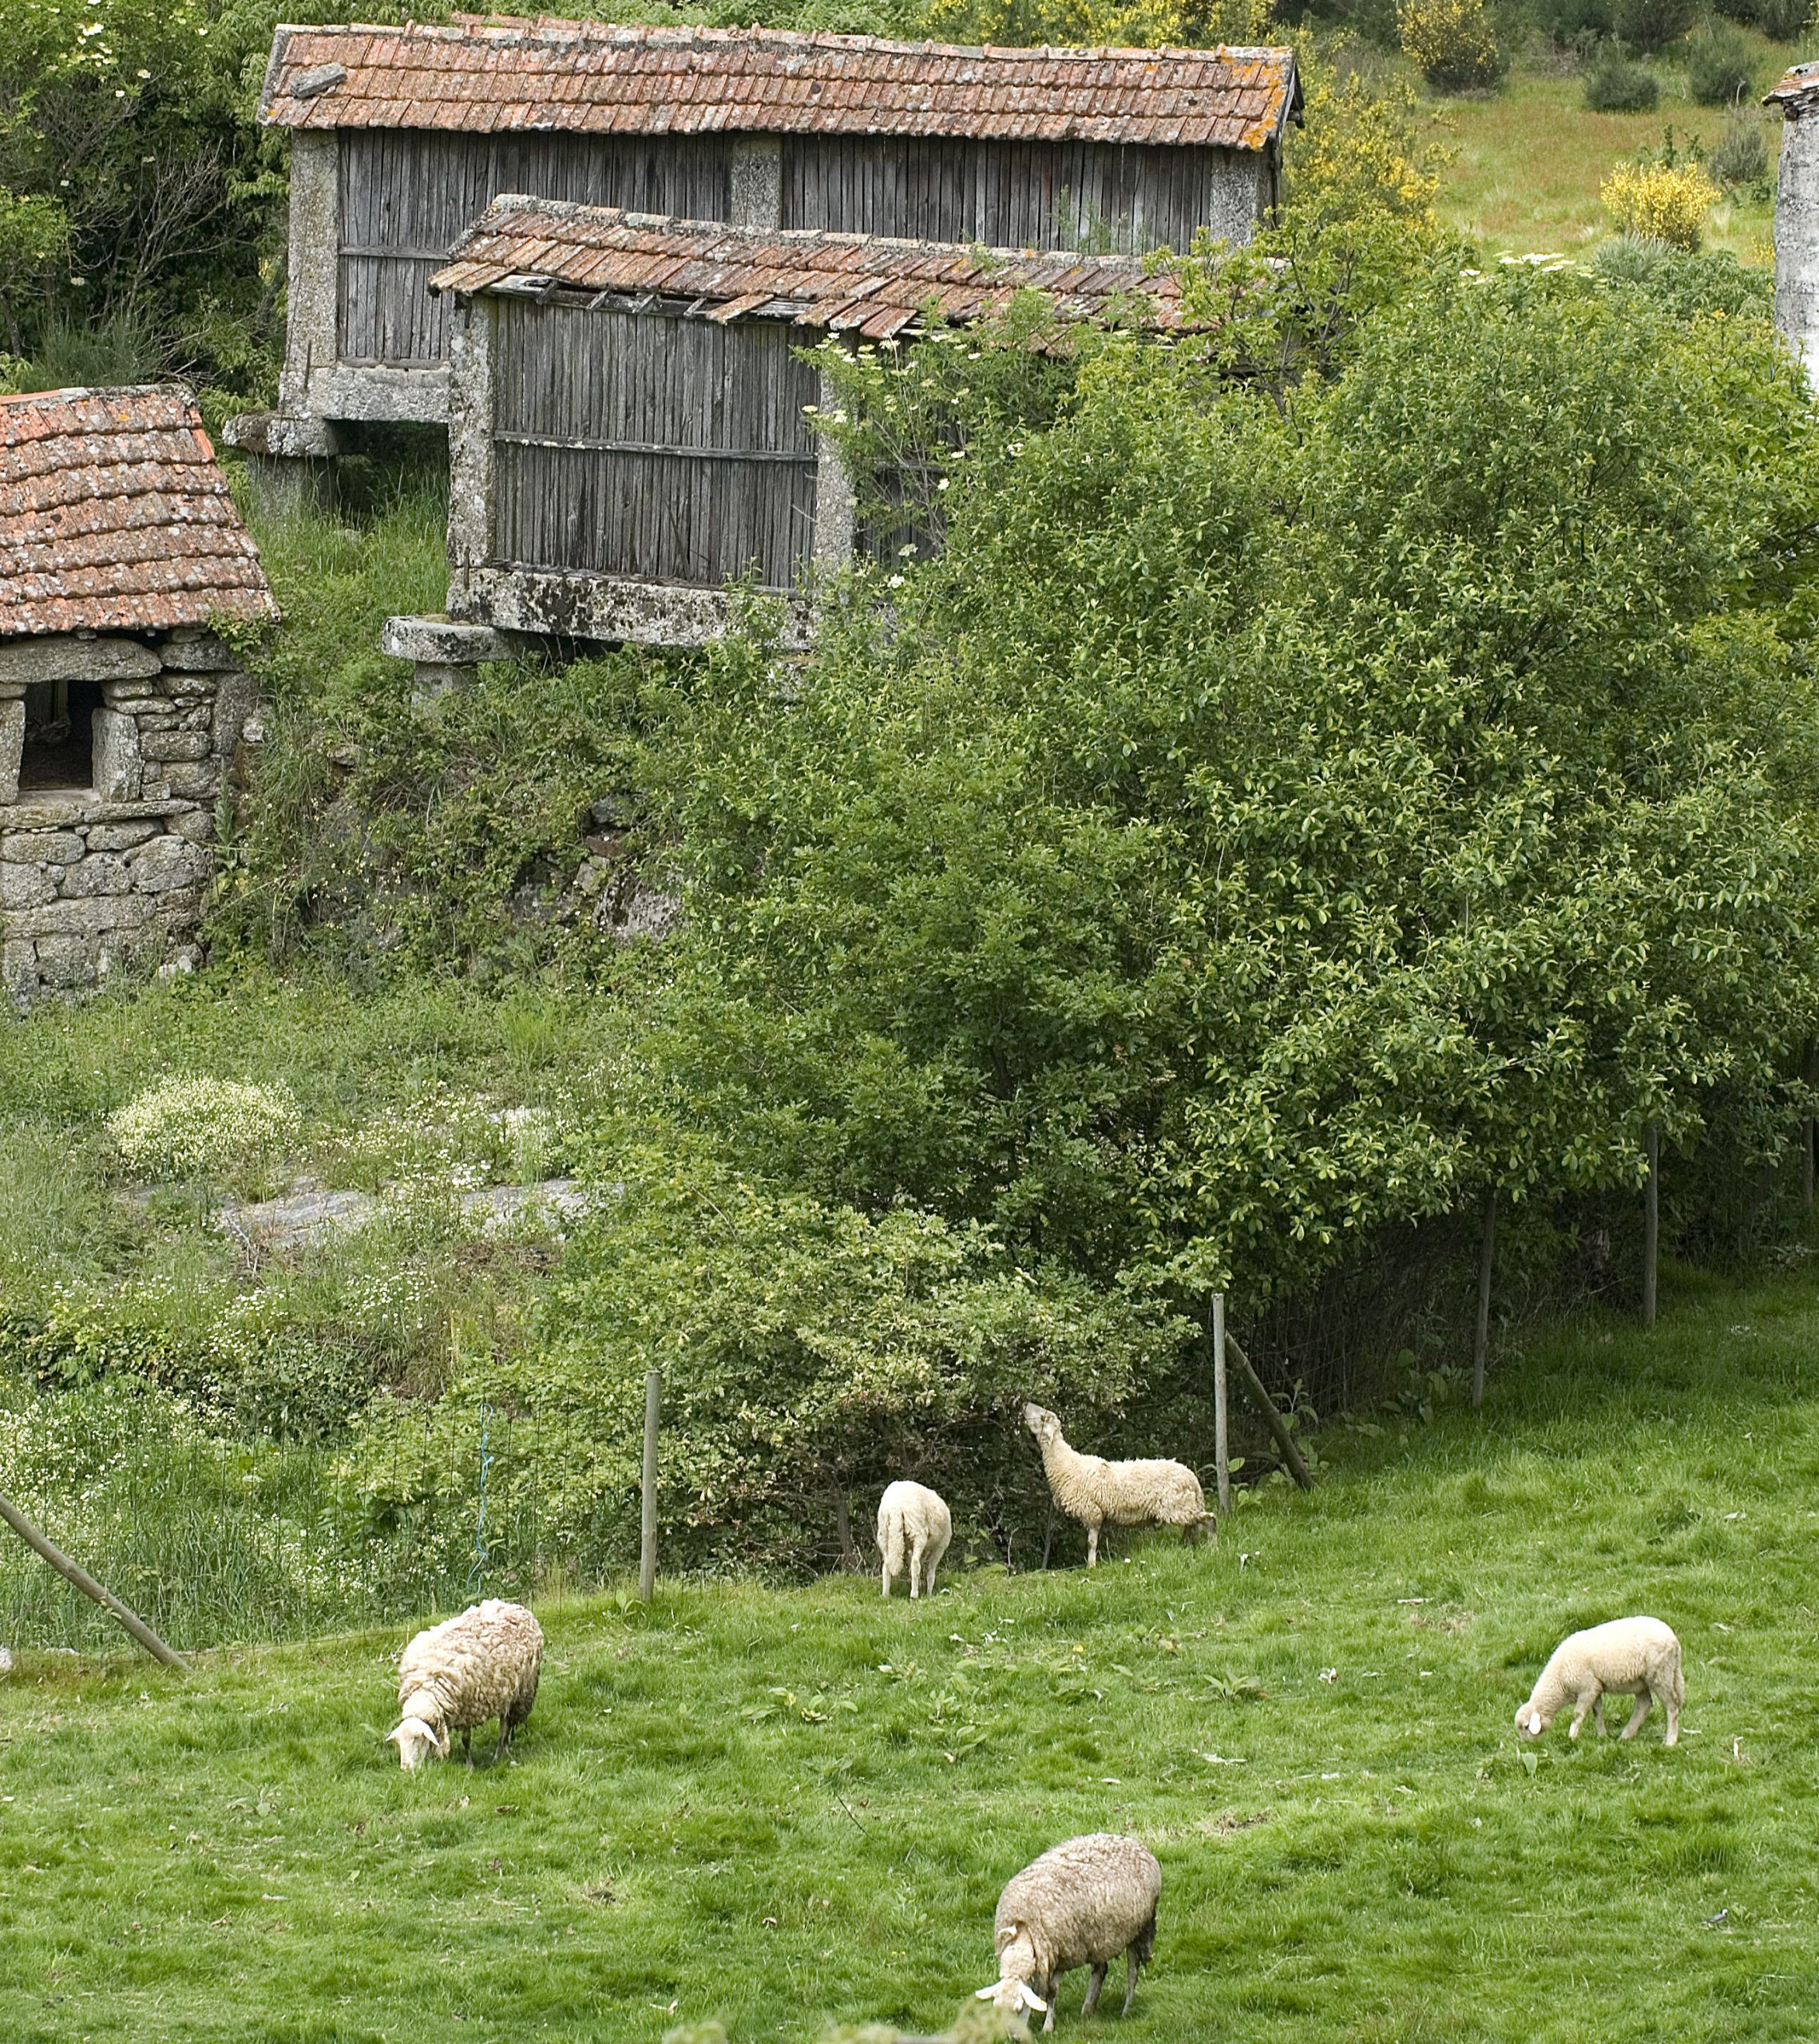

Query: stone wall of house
left=0, top=627, right=260, bottom=1007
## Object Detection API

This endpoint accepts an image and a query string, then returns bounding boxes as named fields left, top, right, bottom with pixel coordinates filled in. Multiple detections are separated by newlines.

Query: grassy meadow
left=4, top=1262, right=1818, bottom=2042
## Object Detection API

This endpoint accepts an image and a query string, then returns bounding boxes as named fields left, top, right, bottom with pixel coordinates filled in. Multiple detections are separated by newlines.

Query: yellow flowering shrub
left=1397, top=0, right=1504, bottom=89
left=1600, top=162, right=1718, bottom=250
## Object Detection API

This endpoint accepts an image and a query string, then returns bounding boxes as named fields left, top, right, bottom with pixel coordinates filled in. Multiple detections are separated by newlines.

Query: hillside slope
left=3, top=1267, right=1817, bottom=2041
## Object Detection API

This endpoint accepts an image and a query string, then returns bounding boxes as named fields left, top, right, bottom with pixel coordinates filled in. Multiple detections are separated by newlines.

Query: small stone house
left=232, top=17, right=1298, bottom=499
left=389, top=196, right=1191, bottom=667
left=0, top=384, right=275, bottom=1005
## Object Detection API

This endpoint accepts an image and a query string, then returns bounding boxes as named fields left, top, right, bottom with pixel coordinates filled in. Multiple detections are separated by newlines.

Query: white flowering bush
left=106, top=1076, right=301, bottom=1179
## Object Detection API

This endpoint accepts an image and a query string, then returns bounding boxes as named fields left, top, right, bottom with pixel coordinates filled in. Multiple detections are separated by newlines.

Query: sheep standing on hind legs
left=1023, top=1404, right=1214, bottom=1567
left=387, top=1599, right=545, bottom=1769
left=877, top=1480, right=953, bottom=1598
left=1516, top=1616, right=1682, bottom=1745
left=976, top=1832, right=1162, bottom=2033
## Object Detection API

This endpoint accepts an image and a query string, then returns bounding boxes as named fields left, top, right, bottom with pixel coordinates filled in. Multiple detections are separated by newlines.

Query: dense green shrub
left=1583, top=45, right=1661, bottom=107
left=1716, top=0, right=1809, bottom=38
left=1686, top=21, right=1757, bottom=102
left=1591, top=233, right=1775, bottom=317
left=1709, top=109, right=1772, bottom=185
left=337, top=1157, right=1197, bottom=1573
left=1613, top=0, right=1697, bottom=48
left=636, top=267, right=1819, bottom=1325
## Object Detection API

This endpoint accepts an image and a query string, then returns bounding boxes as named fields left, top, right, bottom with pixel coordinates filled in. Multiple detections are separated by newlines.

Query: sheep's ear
left=384, top=1725, right=404, bottom=1746
left=975, top=1986, right=1001, bottom=2001
left=1019, top=1986, right=1048, bottom=2013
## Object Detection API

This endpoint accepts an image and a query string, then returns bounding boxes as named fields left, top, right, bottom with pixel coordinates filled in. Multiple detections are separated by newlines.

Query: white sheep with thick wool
left=1023, top=1403, right=1213, bottom=1567
left=876, top=1479, right=953, bottom=1598
left=976, top=1832, right=1162, bottom=2033
left=387, top=1598, right=545, bottom=1769
left=1515, top=1615, right=1682, bottom=1745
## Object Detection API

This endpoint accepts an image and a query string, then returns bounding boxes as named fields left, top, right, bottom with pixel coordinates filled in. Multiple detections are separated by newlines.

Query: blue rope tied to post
left=470, top=1402, right=493, bottom=1590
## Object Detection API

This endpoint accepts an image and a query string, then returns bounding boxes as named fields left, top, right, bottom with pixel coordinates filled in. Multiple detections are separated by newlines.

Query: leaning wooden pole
left=639, top=1369, right=661, bottom=1602
left=1643, top=1120, right=1659, bottom=1329
left=1802, top=1040, right=1816, bottom=1214
left=1223, top=1334, right=1313, bottom=1491
left=1211, top=1291, right=1231, bottom=1518
left=0, top=1491, right=188, bottom=1671
left=1471, top=1187, right=1497, bottom=1412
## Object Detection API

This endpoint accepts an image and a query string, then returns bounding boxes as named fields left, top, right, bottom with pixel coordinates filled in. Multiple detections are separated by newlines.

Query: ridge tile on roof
left=260, top=18, right=1298, bottom=149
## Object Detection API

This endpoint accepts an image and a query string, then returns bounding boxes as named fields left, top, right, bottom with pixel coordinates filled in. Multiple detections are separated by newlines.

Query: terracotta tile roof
left=0, top=386, right=277, bottom=640
left=432, top=195, right=1196, bottom=339
left=1766, top=60, right=1819, bottom=106
left=260, top=18, right=1298, bottom=151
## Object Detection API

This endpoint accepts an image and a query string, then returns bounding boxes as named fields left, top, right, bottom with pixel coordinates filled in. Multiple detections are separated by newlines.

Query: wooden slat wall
left=780, top=137, right=1233, bottom=253
left=337, top=132, right=738, bottom=366
left=492, top=299, right=821, bottom=591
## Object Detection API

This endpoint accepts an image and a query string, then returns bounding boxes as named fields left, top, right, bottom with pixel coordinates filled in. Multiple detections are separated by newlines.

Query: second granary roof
left=260, top=17, right=1298, bottom=151
left=0, top=384, right=276, bottom=640
left=430, top=195, right=1195, bottom=339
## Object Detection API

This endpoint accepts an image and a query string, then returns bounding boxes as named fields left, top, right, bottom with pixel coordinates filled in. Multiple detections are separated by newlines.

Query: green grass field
left=4, top=1260, right=1818, bottom=2042
left=1425, top=50, right=1785, bottom=263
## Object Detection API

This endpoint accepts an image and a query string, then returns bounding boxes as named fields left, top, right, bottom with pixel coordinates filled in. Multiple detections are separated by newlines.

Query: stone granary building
left=229, top=16, right=1298, bottom=501
left=0, top=385, right=274, bottom=1006
left=382, top=196, right=1194, bottom=677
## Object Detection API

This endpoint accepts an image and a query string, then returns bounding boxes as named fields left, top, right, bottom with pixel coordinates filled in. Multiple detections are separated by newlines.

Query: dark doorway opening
left=20, top=678, right=100, bottom=792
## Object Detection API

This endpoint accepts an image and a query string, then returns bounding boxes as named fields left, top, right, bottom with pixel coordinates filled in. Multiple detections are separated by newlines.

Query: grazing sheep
left=974, top=1832, right=1162, bottom=2033
left=386, top=1598, right=544, bottom=1770
left=1023, top=1403, right=1213, bottom=1567
left=877, top=1480, right=953, bottom=1599
left=1515, top=1615, right=1682, bottom=1745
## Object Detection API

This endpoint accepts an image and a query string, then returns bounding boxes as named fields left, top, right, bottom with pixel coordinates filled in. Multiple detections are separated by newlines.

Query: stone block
left=58, top=854, right=132, bottom=899
left=0, top=636, right=160, bottom=687
left=92, top=706, right=143, bottom=802
left=383, top=615, right=521, bottom=666
left=157, top=630, right=237, bottom=673
left=141, top=731, right=212, bottom=764
left=2, top=830, right=82, bottom=865
left=1, top=940, right=34, bottom=1004
left=0, top=698, right=22, bottom=806
left=212, top=673, right=260, bottom=757
left=33, top=935, right=96, bottom=989
left=0, top=864, right=55, bottom=910
left=169, top=808, right=214, bottom=845
left=222, top=410, right=343, bottom=461
left=160, top=763, right=219, bottom=800
left=3, top=894, right=152, bottom=940
left=85, top=822, right=160, bottom=852
left=129, top=836, right=201, bottom=893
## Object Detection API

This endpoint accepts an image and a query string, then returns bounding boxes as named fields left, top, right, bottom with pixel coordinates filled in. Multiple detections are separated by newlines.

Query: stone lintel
left=0, top=793, right=196, bottom=830
left=382, top=615, right=521, bottom=666
left=221, top=410, right=345, bottom=460
left=0, top=636, right=161, bottom=687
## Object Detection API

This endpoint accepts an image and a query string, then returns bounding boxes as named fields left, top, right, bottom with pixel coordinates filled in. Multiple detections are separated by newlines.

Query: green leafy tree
left=638, top=264, right=1819, bottom=1318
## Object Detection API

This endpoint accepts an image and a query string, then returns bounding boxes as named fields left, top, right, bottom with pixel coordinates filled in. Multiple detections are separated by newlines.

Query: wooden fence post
left=1472, top=1187, right=1497, bottom=1411
left=1211, top=1292, right=1231, bottom=1518
left=0, top=1491, right=188, bottom=1672
left=639, top=1369, right=661, bottom=1602
left=1643, top=1120, right=1659, bottom=1329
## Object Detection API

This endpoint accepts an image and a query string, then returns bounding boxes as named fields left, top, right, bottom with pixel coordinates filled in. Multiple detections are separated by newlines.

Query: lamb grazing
left=975, top=1832, right=1162, bottom=2033
left=1022, top=1403, right=1213, bottom=1567
left=1515, top=1615, right=1683, bottom=1746
left=877, top=1480, right=953, bottom=1599
left=387, top=1598, right=544, bottom=1770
